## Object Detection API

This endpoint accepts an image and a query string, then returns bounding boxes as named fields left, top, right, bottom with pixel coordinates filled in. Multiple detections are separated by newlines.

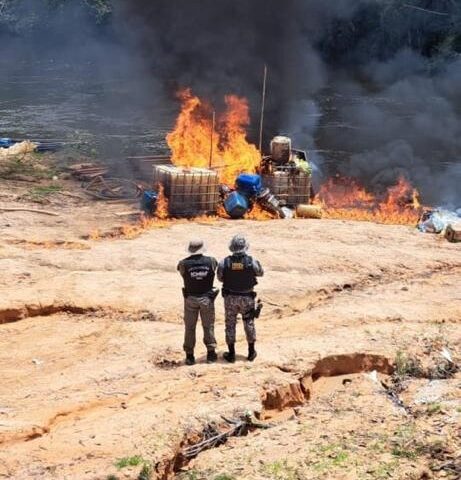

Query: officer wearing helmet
left=177, top=239, right=218, bottom=366
left=217, top=234, right=264, bottom=362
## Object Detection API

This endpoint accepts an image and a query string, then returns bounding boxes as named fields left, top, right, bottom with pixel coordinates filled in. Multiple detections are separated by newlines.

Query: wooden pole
left=258, top=65, right=268, bottom=156
left=0, top=207, right=59, bottom=216
left=209, top=110, right=216, bottom=169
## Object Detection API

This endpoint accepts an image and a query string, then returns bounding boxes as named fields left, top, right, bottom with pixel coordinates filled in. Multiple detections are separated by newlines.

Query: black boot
left=223, top=343, right=236, bottom=363
left=248, top=343, right=257, bottom=362
left=207, top=349, right=218, bottom=363
left=185, top=353, right=195, bottom=366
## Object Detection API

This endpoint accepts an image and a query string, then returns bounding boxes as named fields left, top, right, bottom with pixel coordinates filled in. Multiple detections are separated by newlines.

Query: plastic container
left=224, top=191, right=250, bottom=219
left=296, top=204, right=323, bottom=219
left=0, top=138, right=15, bottom=148
left=236, top=173, right=263, bottom=197
left=152, top=165, right=220, bottom=217
left=140, top=190, right=158, bottom=215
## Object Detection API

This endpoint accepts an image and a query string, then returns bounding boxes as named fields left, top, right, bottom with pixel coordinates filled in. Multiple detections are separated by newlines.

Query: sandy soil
left=0, top=178, right=460, bottom=480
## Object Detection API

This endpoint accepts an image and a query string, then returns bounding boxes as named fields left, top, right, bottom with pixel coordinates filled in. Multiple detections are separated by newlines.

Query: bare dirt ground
left=0, top=176, right=460, bottom=480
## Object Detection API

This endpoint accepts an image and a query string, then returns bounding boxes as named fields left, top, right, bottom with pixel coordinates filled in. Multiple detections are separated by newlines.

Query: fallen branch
left=0, top=207, right=60, bottom=217
left=56, top=191, right=87, bottom=200
left=114, top=211, right=141, bottom=217
left=182, top=414, right=274, bottom=459
left=403, top=4, right=449, bottom=16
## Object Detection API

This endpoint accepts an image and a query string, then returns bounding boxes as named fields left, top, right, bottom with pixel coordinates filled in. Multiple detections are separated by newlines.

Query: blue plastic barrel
left=140, top=190, right=158, bottom=215
left=224, top=191, right=250, bottom=219
left=0, top=138, right=15, bottom=148
left=235, top=173, right=263, bottom=197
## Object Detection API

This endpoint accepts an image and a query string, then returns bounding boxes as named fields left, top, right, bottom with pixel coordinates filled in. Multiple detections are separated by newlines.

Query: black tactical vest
left=182, top=255, right=215, bottom=295
left=222, top=254, right=257, bottom=293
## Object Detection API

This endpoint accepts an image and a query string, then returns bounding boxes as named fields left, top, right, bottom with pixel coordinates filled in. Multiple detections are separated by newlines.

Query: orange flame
left=167, top=89, right=261, bottom=184
left=244, top=203, right=276, bottom=220
left=155, top=183, right=169, bottom=220
left=314, top=176, right=423, bottom=225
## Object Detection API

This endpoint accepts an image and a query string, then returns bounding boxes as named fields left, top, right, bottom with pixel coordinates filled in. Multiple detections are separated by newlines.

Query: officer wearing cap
left=177, top=239, right=218, bottom=365
left=217, top=234, right=264, bottom=363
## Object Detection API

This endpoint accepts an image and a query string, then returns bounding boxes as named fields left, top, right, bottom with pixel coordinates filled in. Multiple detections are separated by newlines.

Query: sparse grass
left=30, top=185, right=62, bottom=195
left=0, top=157, right=55, bottom=180
left=426, top=402, right=443, bottom=416
left=311, top=443, right=350, bottom=472
left=114, top=455, right=152, bottom=479
left=391, top=445, right=419, bottom=459
left=262, top=459, right=298, bottom=480
left=106, top=476, right=119, bottom=480
left=213, top=474, right=236, bottom=480
left=138, top=462, right=152, bottom=480
left=371, top=459, right=399, bottom=479
left=394, top=350, right=423, bottom=378
left=390, top=425, right=423, bottom=460
left=114, top=455, right=145, bottom=469
left=26, top=184, right=63, bottom=202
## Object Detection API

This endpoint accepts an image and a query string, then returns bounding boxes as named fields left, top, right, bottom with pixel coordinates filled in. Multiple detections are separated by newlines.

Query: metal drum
left=270, top=136, right=292, bottom=164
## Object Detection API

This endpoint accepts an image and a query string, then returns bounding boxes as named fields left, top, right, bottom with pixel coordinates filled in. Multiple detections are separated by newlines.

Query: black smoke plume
left=0, top=0, right=460, bottom=206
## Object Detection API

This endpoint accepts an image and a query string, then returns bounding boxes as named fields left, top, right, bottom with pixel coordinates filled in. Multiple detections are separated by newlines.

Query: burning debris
left=70, top=86, right=443, bottom=231
left=152, top=165, right=220, bottom=217
left=147, top=89, right=432, bottom=226
left=220, top=173, right=293, bottom=219
left=155, top=93, right=318, bottom=220
left=314, top=176, right=423, bottom=225
left=260, top=136, right=313, bottom=207
left=166, top=89, right=260, bottom=185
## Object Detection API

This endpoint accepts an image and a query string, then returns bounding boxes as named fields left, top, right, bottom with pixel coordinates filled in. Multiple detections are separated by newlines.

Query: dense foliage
left=0, top=0, right=112, bottom=35
left=0, top=1, right=459, bottom=61
left=320, top=1, right=461, bottom=64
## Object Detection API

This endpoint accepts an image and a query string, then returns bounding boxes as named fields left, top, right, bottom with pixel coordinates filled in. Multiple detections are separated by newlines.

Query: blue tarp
left=0, top=138, right=16, bottom=148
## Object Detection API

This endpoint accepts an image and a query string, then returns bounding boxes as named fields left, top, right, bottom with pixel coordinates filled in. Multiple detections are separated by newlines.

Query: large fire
left=166, top=89, right=261, bottom=185
left=314, top=175, right=422, bottom=225
left=166, top=89, right=424, bottom=225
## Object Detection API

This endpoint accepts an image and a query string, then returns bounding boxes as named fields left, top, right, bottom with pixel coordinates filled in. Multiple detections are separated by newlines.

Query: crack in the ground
left=156, top=353, right=396, bottom=480
left=0, top=398, right=121, bottom=446
left=2, top=351, right=451, bottom=478
left=1, top=263, right=458, bottom=326
left=0, top=304, right=97, bottom=324
left=267, top=263, right=461, bottom=318
left=0, top=305, right=168, bottom=325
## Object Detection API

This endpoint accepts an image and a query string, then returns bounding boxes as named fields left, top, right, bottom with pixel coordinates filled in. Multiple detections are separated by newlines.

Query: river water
left=0, top=59, right=174, bottom=159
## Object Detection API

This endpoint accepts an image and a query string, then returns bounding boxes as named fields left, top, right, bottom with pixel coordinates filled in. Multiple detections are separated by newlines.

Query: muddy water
left=0, top=60, right=174, bottom=159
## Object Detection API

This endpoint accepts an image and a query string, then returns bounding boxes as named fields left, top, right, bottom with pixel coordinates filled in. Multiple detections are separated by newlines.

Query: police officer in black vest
left=218, top=235, right=264, bottom=363
left=177, top=239, right=218, bottom=365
